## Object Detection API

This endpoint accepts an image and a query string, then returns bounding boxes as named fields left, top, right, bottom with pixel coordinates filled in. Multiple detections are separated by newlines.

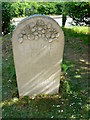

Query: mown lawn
left=1, top=26, right=89, bottom=119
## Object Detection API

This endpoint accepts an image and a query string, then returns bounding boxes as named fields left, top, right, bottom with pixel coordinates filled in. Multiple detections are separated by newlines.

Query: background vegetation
left=2, top=2, right=89, bottom=35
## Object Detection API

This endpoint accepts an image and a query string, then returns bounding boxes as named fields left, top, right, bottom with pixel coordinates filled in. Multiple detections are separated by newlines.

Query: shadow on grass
left=1, top=29, right=89, bottom=119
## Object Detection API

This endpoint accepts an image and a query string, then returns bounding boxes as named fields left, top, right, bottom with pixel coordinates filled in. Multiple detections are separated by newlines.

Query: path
left=12, top=15, right=74, bottom=27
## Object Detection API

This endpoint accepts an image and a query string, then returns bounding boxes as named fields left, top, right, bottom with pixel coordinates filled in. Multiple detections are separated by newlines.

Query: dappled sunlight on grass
left=1, top=97, right=19, bottom=107
left=80, top=59, right=85, bottom=62
left=2, top=27, right=89, bottom=118
left=80, top=59, right=89, bottom=65
left=74, top=75, right=82, bottom=78
left=66, top=26, right=89, bottom=35
left=81, top=66, right=88, bottom=70
left=2, top=93, right=88, bottom=118
left=63, top=26, right=90, bottom=45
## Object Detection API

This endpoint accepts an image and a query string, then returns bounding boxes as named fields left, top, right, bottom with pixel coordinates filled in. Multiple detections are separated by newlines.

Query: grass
left=62, top=26, right=89, bottom=45
left=1, top=26, right=89, bottom=119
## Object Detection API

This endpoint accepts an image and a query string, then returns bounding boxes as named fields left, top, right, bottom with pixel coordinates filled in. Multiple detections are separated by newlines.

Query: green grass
left=1, top=27, right=89, bottom=119
left=62, top=26, right=89, bottom=45
left=66, top=26, right=88, bottom=34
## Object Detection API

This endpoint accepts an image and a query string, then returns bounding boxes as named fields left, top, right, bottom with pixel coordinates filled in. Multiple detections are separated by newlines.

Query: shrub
left=63, top=2, right=89, bottom=26
left=3, top=2, right=89, bottom=35
left=55, top=3, right=62, bottom=15
left=25, top=2, right=61, bottom=16
left=25, top=2, right=38, bottom=16
left=2, top=2, right=13, bottom=35
left=43, top=2, right=57, bottom=15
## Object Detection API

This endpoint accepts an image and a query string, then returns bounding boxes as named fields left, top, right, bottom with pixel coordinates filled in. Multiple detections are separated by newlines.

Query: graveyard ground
left=2, top=26, right=89, bottom=119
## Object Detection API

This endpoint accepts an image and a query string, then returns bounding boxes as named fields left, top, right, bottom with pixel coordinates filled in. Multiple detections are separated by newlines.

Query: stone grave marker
left=12, top=15, right=64, bottom=96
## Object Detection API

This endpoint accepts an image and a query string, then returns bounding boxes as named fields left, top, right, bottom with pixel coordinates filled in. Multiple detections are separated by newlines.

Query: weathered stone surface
left=12, top=15, right=64, bottom=96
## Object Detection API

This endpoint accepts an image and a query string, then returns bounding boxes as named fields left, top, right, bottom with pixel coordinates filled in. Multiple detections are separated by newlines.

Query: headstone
left=12, top=15, right=64, bottom=96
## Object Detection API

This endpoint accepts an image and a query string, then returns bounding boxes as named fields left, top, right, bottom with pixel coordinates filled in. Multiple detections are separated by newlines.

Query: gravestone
left=12, top=15, right=64, bottom=96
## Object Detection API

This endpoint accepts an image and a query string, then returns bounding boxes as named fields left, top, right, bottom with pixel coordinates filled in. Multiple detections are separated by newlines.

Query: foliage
left=2, top=2, right=13, bottom=35
left=25, top=2, right=39, bottom=16
left=2, top=2, right=89, bottom=35
left=2, top=2, right=62, bottom=34
left=11, top=2, right=26, bottom=17
left=10, top=2, right=62, bottom=17
left=37, top=2, right=58, bottom=15
left=55, top=3, right=62, bottom=15
left=62, top=2, right=89, bottom=26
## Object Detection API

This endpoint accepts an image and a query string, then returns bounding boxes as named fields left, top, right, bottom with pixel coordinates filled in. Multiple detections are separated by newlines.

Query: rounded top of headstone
left=15, top=14, right=61, bottom=28
left=12, top=15, right=64, bottom=44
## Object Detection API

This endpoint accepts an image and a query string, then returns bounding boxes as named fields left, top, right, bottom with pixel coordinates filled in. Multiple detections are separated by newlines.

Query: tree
left=63, top=2, right=89, bottom=26
left=62, top=3, right=67, bottom=27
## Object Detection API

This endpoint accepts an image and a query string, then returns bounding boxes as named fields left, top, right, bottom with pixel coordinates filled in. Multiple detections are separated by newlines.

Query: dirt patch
left=64, top=38, right=88, bottom=62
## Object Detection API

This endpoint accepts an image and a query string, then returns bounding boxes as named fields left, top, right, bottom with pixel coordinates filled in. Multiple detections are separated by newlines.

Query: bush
left=42, top=2, right=57, bottom=15
left=2, top=2, right=62, bottom=35
left=63, top=2, right=89, bottom=26
left=55, top=3, right=62, bottom=15
left=25, top=2, right=39, bottom=16
left=26, top=2, right=60, bottom=16
left=3, top=2, right=89, bottom=35
left=10, top=2, right=62, bottom=17
left=2, top=2, right=13, bottom=35
left=37, top=3, right=46, bottom=15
